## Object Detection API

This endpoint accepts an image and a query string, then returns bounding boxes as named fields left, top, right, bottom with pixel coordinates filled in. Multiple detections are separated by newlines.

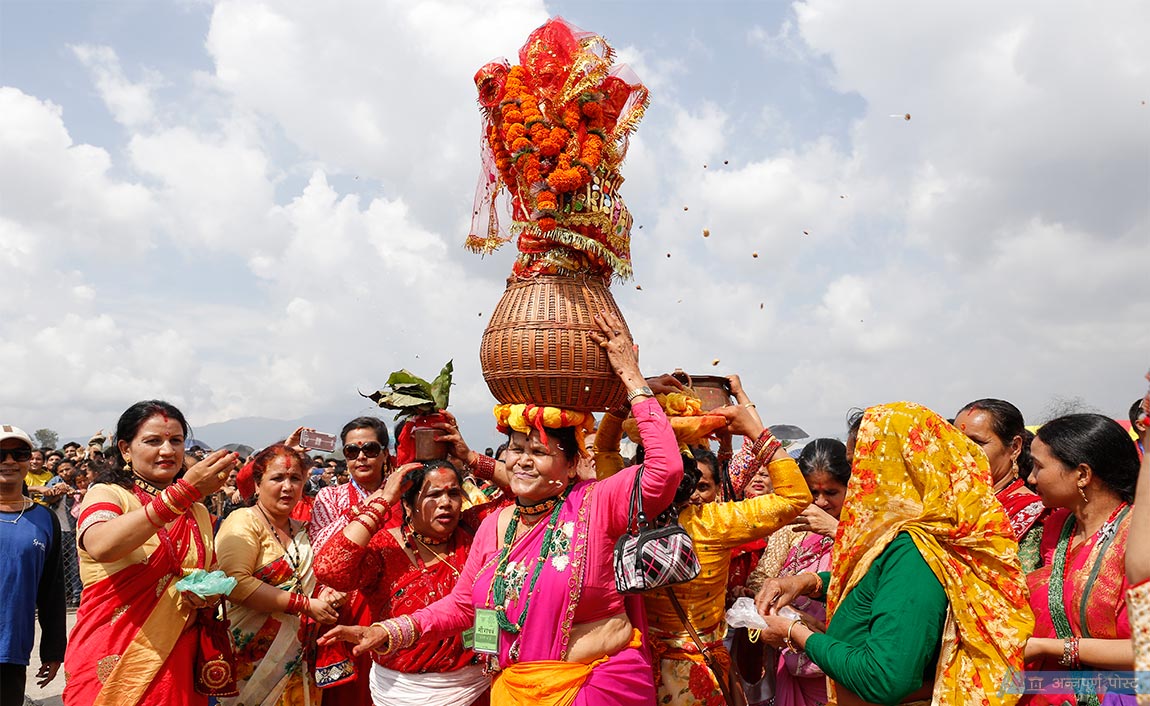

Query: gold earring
left=1078, top=485, right=1089, bottom=503
left=1011, top=459, right=1019, bottom=477
left=124, top=458, right=132, bottom=473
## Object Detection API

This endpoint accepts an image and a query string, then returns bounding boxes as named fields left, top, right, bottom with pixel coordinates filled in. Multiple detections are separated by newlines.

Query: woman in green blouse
left=755, top=402, right=1034, bottom=706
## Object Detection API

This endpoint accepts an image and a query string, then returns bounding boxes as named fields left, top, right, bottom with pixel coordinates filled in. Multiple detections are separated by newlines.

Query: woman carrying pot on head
left=321, top=310, right=683, bottom=705
left=64, top=400, right=239, bottom=706
left=954, top=398, right=1048, bottom=572
left=214, top=443, right=342, bottom=706
left=1021, top=414, right=1138, bottom=706
left=305, top=416, right=393, bottom=705
left=314, top=458, right=506, bottom=706
left=755, top=402, right=1032, bottom=706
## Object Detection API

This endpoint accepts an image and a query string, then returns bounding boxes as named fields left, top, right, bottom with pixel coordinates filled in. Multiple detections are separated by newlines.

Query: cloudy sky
left=2, top=0, right=1147, bottom=444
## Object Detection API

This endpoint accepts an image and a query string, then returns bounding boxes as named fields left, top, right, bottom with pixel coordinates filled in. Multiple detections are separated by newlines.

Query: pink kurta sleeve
left=411, top=510, right=499, bottom=638
left=595, top=397, right=683, bottom=538
left=593, top=397, right=680, bottom=535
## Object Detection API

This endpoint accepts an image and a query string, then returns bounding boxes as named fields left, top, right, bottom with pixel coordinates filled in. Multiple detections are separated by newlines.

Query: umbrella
left=769, top=424, right=809, bottom=441
left=184, top=438, right=212, bottom=451
left=220, top=443, right=255, bottom=457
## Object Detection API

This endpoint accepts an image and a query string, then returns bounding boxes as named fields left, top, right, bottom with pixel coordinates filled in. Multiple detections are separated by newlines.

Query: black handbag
left=613, top=465, right=701, bottom=593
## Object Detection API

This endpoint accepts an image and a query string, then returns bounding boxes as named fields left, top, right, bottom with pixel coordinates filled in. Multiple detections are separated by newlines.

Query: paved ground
left=23, top=608, right=75, bottom=706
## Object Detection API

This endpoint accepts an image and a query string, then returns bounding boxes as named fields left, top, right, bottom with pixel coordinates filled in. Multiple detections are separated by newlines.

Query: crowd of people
left=2, top=320, right=1148, bottom=706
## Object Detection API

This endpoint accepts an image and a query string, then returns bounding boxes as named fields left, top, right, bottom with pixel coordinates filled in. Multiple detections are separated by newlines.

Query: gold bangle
left=784, top=619, right=803, bottom=650
left=805, top=571, right=824, bottom=595
left=744, top=402, right=756, bottom=409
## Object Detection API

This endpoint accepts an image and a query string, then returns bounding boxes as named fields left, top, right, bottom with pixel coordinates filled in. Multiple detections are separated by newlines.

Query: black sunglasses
left=0, top=448, right=33, bottom=462
left=343, top=442, right=384, bottom=460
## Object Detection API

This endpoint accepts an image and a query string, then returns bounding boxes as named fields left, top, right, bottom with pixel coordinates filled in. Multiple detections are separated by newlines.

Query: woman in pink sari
left=770, top=438, right=850, bottom=706
left=321, top=311, right=683, bottom=705
left=64, top=400, right=239, bottom=706
left=1023, top=414, right=1139, bottom=706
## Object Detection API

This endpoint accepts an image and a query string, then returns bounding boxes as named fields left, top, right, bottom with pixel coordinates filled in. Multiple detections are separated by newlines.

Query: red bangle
left=150, top=494, right=180, bottom=523
left=470, top=453, right=497, bottom=481
left=175, top=478, right=204, bottom=502
left=286, top=592, right=308, bottom=615
left=142, top=503, right=165, bottom=528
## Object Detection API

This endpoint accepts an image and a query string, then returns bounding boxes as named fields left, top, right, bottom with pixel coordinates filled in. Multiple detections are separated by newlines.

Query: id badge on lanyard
left=471, top=608, right=500, bottom=655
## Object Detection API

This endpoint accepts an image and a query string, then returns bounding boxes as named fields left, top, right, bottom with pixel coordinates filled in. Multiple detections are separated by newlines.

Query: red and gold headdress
left=467, top=17, right=649, bottom=281
left=494, top=402, right=595, bottom=456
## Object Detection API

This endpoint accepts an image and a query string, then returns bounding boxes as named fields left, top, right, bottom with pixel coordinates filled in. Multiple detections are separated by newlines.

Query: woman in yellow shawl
left=755, top=401, right=1033, bottom=706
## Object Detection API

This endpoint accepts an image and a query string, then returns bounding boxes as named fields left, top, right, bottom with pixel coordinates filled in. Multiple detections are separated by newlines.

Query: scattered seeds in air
left=636, top=285, right=643, bottom=290
left=752, top=252, right=759, bottom=258
left=803, top=230, right=809, bottom=236
left=666, top=253, right=671, bottom=258
left=703, top=229, right=710, bottom=237
left=723, top=160, right=729, bottom=165
left=712, top=358, right=720, bottom=366
left=759, top=303, right=764, bottom=310
left=683, top=206, right=689, bottom=211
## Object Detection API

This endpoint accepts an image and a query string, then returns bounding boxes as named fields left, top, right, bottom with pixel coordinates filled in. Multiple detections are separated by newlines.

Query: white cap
left=0, top=425, right=34, bottom=448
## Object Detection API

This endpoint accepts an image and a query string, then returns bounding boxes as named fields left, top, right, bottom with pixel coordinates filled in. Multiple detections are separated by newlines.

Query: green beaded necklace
left=491, top=487, right=569, bottom=634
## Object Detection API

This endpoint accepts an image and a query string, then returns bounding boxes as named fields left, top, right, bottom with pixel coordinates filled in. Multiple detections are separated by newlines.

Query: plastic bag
left=176, top=569, right=237, bottom=598
left=725, top=596, right=768, bottom=630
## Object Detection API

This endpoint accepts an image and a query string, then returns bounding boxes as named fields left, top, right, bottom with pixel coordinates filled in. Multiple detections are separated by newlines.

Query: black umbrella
left=220, top=443, right=255, bottom=457
left=768, top=424, right=809, bottom=441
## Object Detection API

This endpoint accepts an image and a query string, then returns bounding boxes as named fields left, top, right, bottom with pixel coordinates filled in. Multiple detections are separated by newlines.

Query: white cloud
left=0, top=88, right=158, bottom=255
left=72, top=44, right=162, bottom=128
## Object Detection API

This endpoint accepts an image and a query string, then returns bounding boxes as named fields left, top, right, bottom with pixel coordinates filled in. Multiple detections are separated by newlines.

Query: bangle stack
left=750, top=428, right=783, bottom=468
left=469, top=453, right=497, bottom=481
left=349, top=498, right=390, bottom=533
left=147, top=479, right=203, bottom=526
left=1058, top=636, right=1081, bottom=669
left=286, top=592, right=309, bottom=616
left=371, top=615, right=419, bottom=656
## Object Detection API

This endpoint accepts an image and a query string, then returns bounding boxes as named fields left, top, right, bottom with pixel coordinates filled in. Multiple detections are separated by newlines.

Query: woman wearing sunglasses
left=306, top=416, right=393, bottom=706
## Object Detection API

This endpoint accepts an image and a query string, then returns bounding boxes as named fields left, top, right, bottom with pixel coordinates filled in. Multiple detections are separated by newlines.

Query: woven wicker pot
left=480, top=275, right=630, bottom=411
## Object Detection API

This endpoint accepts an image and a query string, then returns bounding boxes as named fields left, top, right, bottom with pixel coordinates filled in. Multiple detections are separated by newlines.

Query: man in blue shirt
left=0, top=425, right=66, bottom=706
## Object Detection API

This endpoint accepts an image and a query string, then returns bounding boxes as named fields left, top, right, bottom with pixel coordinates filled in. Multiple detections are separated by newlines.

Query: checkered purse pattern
left=614, top=465, right=701, bottom=593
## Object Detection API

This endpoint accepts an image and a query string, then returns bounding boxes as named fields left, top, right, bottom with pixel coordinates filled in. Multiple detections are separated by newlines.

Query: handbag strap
left=628, top=464, right=648, bottom=533
left=664, top=587, right=737, bottom=706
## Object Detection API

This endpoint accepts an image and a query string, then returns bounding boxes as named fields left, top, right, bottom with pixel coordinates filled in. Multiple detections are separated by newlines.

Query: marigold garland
left=467, top=17, right=649, bottom=279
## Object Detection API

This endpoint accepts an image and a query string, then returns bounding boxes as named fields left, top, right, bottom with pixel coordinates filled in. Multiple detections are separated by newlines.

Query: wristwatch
left=626, top=385, right=654, bottom=402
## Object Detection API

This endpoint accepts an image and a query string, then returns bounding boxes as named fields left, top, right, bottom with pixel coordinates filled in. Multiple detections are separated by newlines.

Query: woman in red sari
left=315, top=459, right=502, bottom=705
left=64, top=400, right=239, bottom=706
left=1023, top=413, right=1139, bottom=706
left=956, top=398, right=1048, bottom=571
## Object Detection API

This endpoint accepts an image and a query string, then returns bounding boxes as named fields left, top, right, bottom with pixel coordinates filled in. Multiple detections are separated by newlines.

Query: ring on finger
left=217, top=471, right=228, bottom=480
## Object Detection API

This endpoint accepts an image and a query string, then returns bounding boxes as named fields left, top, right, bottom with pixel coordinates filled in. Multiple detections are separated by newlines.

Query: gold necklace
left=133, top=474, right=167, bottom=497
left=412, top=534, right=461, bottom=577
